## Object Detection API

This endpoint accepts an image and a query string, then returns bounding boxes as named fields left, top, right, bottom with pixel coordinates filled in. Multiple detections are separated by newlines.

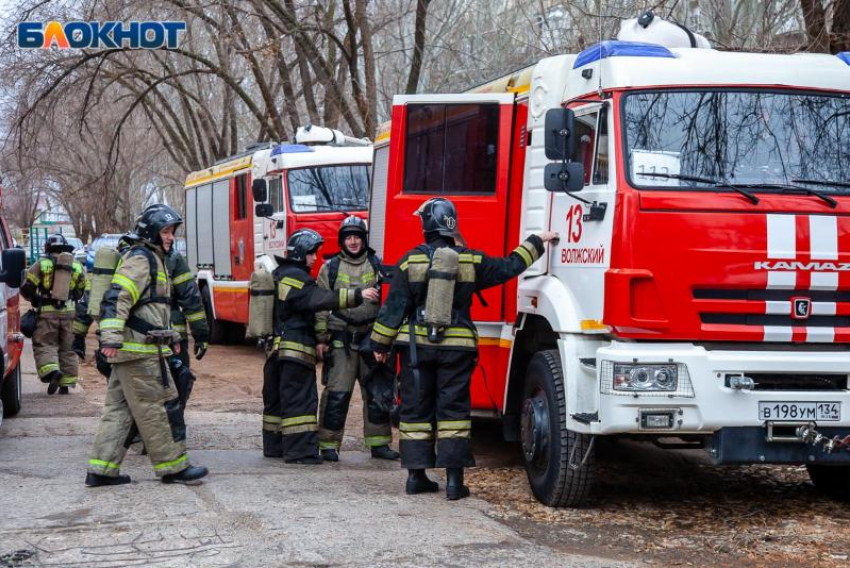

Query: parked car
left=65, top=237, right=86, bottom=266
left=85, top=233, right=123, bottom=271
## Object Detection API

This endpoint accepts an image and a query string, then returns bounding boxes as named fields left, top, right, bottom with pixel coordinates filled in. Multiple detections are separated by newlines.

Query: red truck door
left=382, top=93, right=517, bottom=322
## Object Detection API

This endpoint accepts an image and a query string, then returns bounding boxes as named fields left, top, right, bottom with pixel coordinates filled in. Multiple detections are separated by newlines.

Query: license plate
left=758, top=401, right=841, bottom=421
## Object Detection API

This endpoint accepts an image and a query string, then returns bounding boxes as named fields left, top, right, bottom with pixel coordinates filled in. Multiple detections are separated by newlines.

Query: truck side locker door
left=383, top=93, right=516, bottom=322
left=230, top=173, right=254, bottom=281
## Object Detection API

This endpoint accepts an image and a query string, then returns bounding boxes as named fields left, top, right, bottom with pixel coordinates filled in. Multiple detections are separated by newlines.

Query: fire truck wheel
left=201, top=285, right=229, bottom=345
left=521, top=349, right=594, bottom=507
left=806, top=465, right=850, bottom=501
left=1, top=363, right=22, bottom=417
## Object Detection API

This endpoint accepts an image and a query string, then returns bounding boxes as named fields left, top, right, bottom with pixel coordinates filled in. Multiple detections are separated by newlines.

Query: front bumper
left=710, top=426, right=850, bottom=465
left=587, top=341, right=850, bottom=439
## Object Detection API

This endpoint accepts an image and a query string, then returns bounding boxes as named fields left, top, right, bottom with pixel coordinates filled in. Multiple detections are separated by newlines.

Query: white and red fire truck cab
left=184, top=126, right=372, bottom=343
left=370, top=23, right=850, bottom=505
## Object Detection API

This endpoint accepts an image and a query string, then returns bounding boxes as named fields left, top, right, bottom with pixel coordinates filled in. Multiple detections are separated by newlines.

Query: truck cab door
left=547, top=102, right=615, bottom=329
left=382, top=92, right=517, bottom=322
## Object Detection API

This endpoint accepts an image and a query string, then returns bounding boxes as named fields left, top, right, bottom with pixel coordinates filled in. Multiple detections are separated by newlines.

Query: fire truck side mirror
left=251, top=178, right=268, bottom=202
left=0, top=248, right=26, bottom=288
left=544, top=107, right=576, bottom=161
left=255, top=203, right=274, bottom=218
left=544, top=162, right=585, bottom=193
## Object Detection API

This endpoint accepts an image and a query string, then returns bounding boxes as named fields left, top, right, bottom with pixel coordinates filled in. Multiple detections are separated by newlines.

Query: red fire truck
left=184, top=126, right=372, bottom=343
left=370, top=17, right=850, bottom=506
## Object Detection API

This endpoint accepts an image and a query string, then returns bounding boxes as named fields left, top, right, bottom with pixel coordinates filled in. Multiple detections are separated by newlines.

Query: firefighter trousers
left=262, top=357, right=319, bottom=461
left=318, top=345, right=392, bottom=450
left=32, top=315, right=78, bottom=387
left=87, top=357, right=190, bottom=477
left=397, top=346, right=476, bottom=469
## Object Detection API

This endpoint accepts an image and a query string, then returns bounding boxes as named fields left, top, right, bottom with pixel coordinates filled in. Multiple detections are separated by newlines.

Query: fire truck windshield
left=286, top=164, right=370, bottom=213
left=623, top=89, right=850, bottom=196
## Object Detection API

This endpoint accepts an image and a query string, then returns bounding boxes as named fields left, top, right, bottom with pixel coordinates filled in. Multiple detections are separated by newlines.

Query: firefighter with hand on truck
left=315, top=216, right=399, bottom=462
left=262, top=228, right=380, bottom=464
left=21, top=233, right=87, bottom=395
left=85, top=205, right=208, bottom=487
left=371, top=197, right=558, bottom=500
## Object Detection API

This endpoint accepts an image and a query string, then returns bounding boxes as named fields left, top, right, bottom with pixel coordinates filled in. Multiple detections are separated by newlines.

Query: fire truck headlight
left=612, top=364, right=678, bottom=392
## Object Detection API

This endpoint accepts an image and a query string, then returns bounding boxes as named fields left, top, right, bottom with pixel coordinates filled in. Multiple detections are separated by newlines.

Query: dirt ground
left=72, top=336, right=850, bottom=567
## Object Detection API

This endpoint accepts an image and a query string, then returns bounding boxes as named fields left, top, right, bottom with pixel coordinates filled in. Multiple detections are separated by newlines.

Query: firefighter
left=315, top=216, right=398, bottom=462
left=370, top=197, right=558, bottom=500
left=263, top=228, right=380, bottom=463
left=21, top=233, right=87, bottom=395
left=86, top=204, right=208, bottom=487
left=74, top=236, right=210, bottom=443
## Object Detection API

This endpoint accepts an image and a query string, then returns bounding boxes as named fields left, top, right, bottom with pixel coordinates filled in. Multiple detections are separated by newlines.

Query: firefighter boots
left=371, top=445, right=400, bottom=460
left=321, top=448, right=339, bottom=462
left=85, top=473, right=131, bottom=487
left=406, top=469, right=439, bottom=494
left=59, top=387, right=70, bottom=395
left=446, top=467, right=470, bottom=501
left=162, top=465, right=209, bottom=485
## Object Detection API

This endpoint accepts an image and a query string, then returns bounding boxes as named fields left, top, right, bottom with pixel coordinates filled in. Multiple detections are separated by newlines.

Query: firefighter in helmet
left=263, top=228, right=380, bottom=463
left=370, top=198, right=558, bottom=500
left=73, top=231, right=209, bottom=443
left=21, top=233, right=87, bottom=394
left=86, top=204, right=208, bottom=487
left=315, top=216, right=398, bottom=462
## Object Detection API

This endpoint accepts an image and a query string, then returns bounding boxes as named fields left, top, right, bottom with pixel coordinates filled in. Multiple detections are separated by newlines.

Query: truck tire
left=201, top=285, right=229, bottom=345
left=807, top=465, right=850, bottom=501
left=520, top=349, right=594, bottom=507
left=1, top=363, right=22, bottom=417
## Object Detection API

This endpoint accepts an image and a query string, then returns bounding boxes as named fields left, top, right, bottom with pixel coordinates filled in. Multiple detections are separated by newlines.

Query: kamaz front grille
left=694, top=289, right=850, bottom=302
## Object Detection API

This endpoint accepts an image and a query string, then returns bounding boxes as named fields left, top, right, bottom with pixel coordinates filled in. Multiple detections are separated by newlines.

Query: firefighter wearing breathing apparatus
left=315, top=216, right=399, bottom=462
left=263, top=228, right=380, bottom=464
left=371, top=197, right=558, bottom=500
left=21, top=233, right=87, bottom=395
left=86, top=204, right=208, bottom=487
left=74, top=236, right=209, bottom=443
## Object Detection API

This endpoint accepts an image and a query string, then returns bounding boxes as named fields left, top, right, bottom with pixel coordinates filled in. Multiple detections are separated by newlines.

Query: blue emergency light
left=271, top=144, right=314, bottom=156
left=573, top=40, right=676, bottom=69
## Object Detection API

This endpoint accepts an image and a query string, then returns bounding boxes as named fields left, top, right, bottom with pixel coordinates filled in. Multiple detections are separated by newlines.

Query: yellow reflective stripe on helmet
left=112, top=274, right=140, bottom=303
left=281, top=277, right=304, bottom=289
left=185, top=310, right=205, bottom=322
left=172, top=271, right=194, bottom=285
left=281, top=415, right=317, bottom=428
left=153, top=454, right=188, bottom=471
left=88, top=459, right=120, bottom=470
left=100, top=318, right=125, bottom=331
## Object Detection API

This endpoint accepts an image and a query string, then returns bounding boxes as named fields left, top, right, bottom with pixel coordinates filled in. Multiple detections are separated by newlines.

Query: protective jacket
left=21, top=255, right=86, bottom=318
left=370, top=236, right=544, bottom=351
left=167, top=252, right=209, bottom=343
left=270, top=257, right=364, bottom=367
left=99, top=243, right=177, bottom=363
left=315, top=250, right=381, bottom=343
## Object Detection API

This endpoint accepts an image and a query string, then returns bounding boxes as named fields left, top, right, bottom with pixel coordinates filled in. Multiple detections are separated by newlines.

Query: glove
left=194, top=341, right=208, bottom=361
left=72, top=334, right=86, bottom=360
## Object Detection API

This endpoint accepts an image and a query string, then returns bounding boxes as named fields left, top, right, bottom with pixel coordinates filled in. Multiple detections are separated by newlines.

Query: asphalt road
left=0, top=342, right=631, bottom=568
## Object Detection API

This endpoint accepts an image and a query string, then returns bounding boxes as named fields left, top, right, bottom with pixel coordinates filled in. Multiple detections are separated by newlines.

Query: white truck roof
left=252, top=144, right=373, bottom=180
